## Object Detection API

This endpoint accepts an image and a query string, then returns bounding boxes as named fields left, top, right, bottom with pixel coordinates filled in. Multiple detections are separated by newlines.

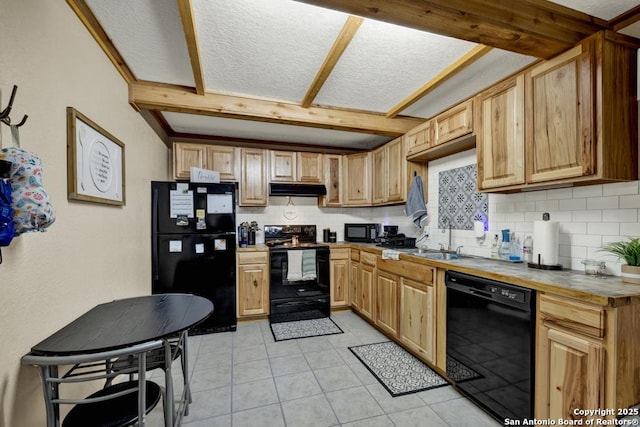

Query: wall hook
left=0, top=85, right=28, bottom=128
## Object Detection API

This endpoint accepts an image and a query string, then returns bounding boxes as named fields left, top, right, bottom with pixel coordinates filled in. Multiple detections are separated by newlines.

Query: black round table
left=22, top=293, right=213, bottom=427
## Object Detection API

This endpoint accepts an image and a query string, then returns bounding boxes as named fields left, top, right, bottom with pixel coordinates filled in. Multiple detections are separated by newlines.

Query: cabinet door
left=399, top=278, right=434, bottom=363
left=330, top=253, right=349, bottom=308
left=240, top=148, right=268, bottom=206
left=173, top=143, right=205, bottom=180
left=270, top=151, right=296, bottom=182
left=376, top=270, right=399, bottom=337
left=360, top=262, right=375, bottom=321
left=536, top=325, right=604, bottom=420
left=386, top=137, right=406, bottom=203
left=297, top=152, right=323, bottom=183
left=478, top=75, right=525, bottom=189
left=322, top=154, right=342, bottom=207
left=350, top=259, right=360, bottom=310
left=206, top=146, right=239, bottom=182
left=372, top=146, right=386, bottom=204
left=238, top=263, right=269, bottom=316
left=343, top=152, right=372, bottom=206
left=406, top=119, right=434, bottom=158
left=526, top=44, right=594, bottom=183
left=435, top=99, right=474, bottom=145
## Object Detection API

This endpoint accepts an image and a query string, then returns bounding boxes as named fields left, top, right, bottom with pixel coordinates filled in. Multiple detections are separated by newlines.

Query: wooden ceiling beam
left=292, top=0, right=608, bottom=59
left=301, top=15, right=364, bottom=108
left=66, top=0, right=136, bottom=84
left=387, top=44, right=492, bottom=118
left=177, top=0, right=206, bottom=95
left=130, top=81, right=424, bottom=136
left=610, top=5, right=640, bottom=32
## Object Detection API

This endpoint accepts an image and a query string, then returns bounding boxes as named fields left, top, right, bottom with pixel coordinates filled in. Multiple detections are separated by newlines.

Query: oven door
left=269, top=247, right=329, bottom=300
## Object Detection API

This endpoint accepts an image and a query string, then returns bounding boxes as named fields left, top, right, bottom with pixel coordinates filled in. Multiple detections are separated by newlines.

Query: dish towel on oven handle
left=286, top=249, right=317, bottom=281
left=286, top=250, right=303, bottom=281
left=301, top=249, right=317, bottom=280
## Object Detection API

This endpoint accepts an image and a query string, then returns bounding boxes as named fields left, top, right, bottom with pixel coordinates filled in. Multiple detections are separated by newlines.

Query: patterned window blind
left=438, top=164, right=488, bottom=230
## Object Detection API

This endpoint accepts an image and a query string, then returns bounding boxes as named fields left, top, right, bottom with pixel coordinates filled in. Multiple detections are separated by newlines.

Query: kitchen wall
left=0, top=2, right=170, bottom=426
left=242, top=144, right=640, bottom=278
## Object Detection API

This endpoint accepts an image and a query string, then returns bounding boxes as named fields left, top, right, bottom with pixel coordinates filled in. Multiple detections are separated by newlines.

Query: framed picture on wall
left=66, top=107, right=125, bottom=206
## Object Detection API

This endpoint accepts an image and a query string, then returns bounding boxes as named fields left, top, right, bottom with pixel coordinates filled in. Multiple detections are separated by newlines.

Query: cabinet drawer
left=238, top=251, right=268, bottom=265
left=377, top=258, right=434, bottom=284
left=539, top=294, right=605, bottom=338
left=330, top=248, right=350, bottom=260
left=351, top=250, right=360, bottom=262
left=360, top=251, right=376, bottom=266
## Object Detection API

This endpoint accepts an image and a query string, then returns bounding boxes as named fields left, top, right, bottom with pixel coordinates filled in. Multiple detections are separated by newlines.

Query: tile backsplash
left=438, top=164, right=488, bottom=231
left=238, top=148, right=640, bottom=277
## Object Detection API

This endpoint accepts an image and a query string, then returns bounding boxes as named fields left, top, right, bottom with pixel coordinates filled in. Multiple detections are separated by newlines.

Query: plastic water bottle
left=523, top=236, right=533, bottom=263
left=490, top=234, right=499, bottom=259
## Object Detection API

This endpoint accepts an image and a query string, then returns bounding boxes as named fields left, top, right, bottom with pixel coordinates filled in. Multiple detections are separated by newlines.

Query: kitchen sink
left=395, top=248, right=460, bottom=260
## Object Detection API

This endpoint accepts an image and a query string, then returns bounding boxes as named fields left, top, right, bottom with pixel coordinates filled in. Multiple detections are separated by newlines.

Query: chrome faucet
left=441, top=217, right=453, bottom=252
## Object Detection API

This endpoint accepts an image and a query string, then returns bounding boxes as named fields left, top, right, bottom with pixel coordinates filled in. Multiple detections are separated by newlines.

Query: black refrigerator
left=151, top=181, right=237, bottom=333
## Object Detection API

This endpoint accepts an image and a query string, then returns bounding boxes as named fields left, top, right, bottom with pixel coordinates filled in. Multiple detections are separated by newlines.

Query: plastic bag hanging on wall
left=0, top=147, right=56, bottom=234
left=0, top=178, right=16, bottom=246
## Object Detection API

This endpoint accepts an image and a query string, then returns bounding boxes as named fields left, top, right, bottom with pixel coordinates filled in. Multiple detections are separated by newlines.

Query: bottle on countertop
left=499, top=229, right=511, bottom=260
left=509, top=233, right=521, bottom=261
left=523, top=236, right=533, bottom=263
left=490, top=234, right=499, bottom=259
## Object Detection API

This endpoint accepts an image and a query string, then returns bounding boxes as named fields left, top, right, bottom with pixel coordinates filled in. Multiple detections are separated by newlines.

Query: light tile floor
left=144, top=311, right=502, bottom=427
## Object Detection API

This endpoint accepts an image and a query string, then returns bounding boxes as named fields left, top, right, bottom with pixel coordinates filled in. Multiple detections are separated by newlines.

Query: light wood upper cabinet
left=330, top=248, right=350, bottom=308
left=173, top=143, right=205, bottom=180
left=321, top=154, right=342, bottom=207
left=478, top=75, right=525, bottom=189
left=239, top=148, right=268, bottom=206
left=406, top=119, right=434, bottom=158
left=270, top=151, right=323, bottom=183
left=372, top=146, right=386, bottom=205
left=526, top=44, right=594, bottom=183
left=297, top=152, right=323, bottom=183
left=270, top=151, right=296, bottom=182
left=237, top=251, right=269, bottom=317
left=174, top=143, right=239, bottom=181
left=343, top=152, right=372, bottom=206
left=435, top=98, right=474, bottom=145
left=386, top=136, right=406, bottom=203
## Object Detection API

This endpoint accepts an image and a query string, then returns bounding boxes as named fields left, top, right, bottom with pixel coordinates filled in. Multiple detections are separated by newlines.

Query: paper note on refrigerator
left=170, top=190, right=194, bottom=218
left=207, top=194, right=233, bottom=214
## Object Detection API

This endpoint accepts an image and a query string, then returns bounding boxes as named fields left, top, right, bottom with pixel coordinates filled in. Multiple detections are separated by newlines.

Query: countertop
left=235, top=241, right=640, bottom=306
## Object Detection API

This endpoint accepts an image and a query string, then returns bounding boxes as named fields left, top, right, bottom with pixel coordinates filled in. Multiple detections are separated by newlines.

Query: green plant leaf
left=600, top=237, right=640, bottom=266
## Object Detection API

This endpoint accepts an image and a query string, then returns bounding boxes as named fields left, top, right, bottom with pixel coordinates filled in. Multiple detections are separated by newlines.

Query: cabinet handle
left=253, top=280, right=258, bottom=287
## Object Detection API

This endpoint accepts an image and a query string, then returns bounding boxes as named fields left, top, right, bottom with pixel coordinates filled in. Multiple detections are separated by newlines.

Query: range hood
left=269, top=183, right=327, bottom=197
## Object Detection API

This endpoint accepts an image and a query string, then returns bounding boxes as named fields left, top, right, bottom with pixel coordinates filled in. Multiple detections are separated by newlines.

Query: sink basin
left=395, top=248, right=458, bottom=260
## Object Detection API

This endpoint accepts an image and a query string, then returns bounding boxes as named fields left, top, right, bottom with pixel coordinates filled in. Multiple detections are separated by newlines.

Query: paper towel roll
left=532, top=220, right=559, bottom=265
left=474, top=221, right=485, bottom=238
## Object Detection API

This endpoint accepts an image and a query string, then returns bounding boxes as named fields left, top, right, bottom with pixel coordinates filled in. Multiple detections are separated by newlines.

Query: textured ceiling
left=83, top=0, right=640, bottom=150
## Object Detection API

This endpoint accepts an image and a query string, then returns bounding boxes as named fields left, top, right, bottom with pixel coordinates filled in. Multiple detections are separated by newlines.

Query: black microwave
left=344, top=223, right=380, bottom=243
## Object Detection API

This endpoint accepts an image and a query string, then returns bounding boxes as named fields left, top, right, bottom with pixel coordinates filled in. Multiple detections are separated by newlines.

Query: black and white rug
left=270, top=317, right=343, bottom=342
left=349, top=341, right=448, bottom=397
left=446, top=354, right=482, bottom=384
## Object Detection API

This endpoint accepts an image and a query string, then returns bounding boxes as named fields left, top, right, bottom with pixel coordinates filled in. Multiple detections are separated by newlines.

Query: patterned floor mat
left=349, top=341, right=448, bottom=397
left=270, top=317, right=343, bottom=342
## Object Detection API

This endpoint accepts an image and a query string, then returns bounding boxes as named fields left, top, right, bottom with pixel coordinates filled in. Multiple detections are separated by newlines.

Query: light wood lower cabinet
left=399, top=277, right=435, bottom=364
left=535, top=294, right=606, bottom=420
left=330, top=248, right=350, bottom=308
left=237, top=251, right=269, bottom=317
left=359, top=252, right=376, bottom=321
left=349, top=250, right=360, bottom=311
left=538, top=326, right=604, bottom=420
left=375, top=270, right=399, bottom=338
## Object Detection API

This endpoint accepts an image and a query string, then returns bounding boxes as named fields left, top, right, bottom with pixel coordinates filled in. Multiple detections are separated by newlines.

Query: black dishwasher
left=445, top=270, right=535, bottom=422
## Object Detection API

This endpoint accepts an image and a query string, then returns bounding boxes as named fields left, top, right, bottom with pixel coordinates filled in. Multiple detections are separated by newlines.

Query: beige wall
left=0, top=2, right=170, bottom=425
